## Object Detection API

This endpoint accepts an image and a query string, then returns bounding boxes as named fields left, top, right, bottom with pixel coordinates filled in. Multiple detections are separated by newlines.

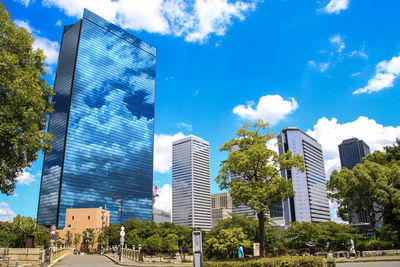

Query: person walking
left=349, top=238, right=356, bottom=258
left=238, top=246, right=244, bottom=258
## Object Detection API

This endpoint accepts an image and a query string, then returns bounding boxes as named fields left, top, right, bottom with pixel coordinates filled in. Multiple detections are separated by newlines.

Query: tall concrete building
left=37, top=9, right=156, bottom=228
left=278, top=127, right=330, bottom=224
left=211, top=192, right=232, bottom=228
left=339, top=138, right=370, bottom=170
left=172, top=135, right=211, bottom=231
left=338, top=138, right=371, bottom=224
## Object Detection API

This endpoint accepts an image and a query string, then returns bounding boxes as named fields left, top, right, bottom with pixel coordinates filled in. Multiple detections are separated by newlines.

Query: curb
left=104, top=254, right=133, bottom=266
left=47, top=253, right=72, bottom=267
left=336, top=257, right=400, bottom=263
left=103, top=254, right=191, bottom=267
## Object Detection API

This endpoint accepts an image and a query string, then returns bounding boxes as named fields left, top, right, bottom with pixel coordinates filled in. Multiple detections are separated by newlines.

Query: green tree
left=0, top=215, right=50, bottom=248
left=143, top=234, right=162, bottom=253
left=216, top=120, right=305, bottom=257
left=97, top=231, right=107, bottom=248
left=73, top=233, right=81, bottom=250
left=125, top=230, right=142, bottom=248
left=103, top=224, right=120, bottom=245
left=317, top=221, right=358, bottom=251
left=163, top=233, right=179, bottom=255
left=0, top=3, right=54, bottom=195
left=206, top=227, right=252, bottom=259
left=65, top=230, right=72, bottom=247
left=82, top=228, right=96, bottom=252
left=328, top=159, right=393, bottom=239
left=281, top=221, right=320, bottom=250
left=282, top=221, right=358, bottom=251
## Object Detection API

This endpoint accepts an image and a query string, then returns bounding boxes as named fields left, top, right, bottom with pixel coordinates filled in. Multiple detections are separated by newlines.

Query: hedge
left=204, top=256, right=330, bottom=267
left=356, top=240, right=394, bottom=251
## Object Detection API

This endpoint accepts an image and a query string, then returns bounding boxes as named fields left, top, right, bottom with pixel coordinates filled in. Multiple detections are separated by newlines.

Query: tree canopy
left=216, top=119, right=305, bottom=257
left=328, top=139, right=400, bottom=240
left=0, top=215, right=50, bottom=248
left=0, top=3, right=54, bottom=195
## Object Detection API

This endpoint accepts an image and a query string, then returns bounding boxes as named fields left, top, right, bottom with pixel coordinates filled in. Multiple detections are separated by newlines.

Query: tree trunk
left=367, top=213, right=377, bottom=240
left=257, top=212, right=266, bottom=257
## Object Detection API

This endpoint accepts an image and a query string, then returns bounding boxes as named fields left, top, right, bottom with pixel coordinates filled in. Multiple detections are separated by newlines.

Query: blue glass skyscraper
left=37, top=9, right=156, bottom=228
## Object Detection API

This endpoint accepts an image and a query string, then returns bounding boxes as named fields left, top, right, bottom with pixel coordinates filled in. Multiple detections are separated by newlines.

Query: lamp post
left=112, top=196, right=124, bottom=225
left=113, top=196, right=124, bottom=262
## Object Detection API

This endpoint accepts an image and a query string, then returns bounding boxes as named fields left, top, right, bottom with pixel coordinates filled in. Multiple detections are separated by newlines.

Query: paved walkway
left=336, top=255, right=400, bottom=263
left=337, top=262, right=400, bottom=266
left=105, top=253, right=191, bottom=266
left=55, top=254, right=115, bottom=267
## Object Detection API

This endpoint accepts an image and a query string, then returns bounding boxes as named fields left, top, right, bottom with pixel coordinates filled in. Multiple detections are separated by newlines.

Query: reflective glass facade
left=279, top=128, right=330, bottom=225
left=338, top=138, right=370, bottom=224
left=338, top=138, right=370, bottom=170
left=37, top=9, right=156, bottom=228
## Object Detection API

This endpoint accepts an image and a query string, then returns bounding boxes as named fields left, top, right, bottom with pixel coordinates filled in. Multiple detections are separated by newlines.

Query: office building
left=338, top=138, right=371, bottom=224
left=172, top=135, right=211, bottom=231
left=37, top=9, right=156, bottom=228
left=211, top=192, right=232, bottom=228
left=278, top=127, right=330, bottom=224
left=338, top=138, right=370, bottom=170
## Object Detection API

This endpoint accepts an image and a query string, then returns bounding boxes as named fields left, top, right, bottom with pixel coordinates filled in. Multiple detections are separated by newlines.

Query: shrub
left=356, top=240, right=394, bottom=251
left=326, top=258, right=336, bottom=267
left=204, top=256, right=325, bottom=267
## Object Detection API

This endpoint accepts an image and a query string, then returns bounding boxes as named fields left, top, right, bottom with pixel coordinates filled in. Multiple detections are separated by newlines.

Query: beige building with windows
left=211, top=192, right=232, bottom=228
left=57, top=207, right=110, bottom=250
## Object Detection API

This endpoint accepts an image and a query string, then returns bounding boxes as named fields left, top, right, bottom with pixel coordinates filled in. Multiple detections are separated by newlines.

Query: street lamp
left=112, top=196, right=124, bottom=225
left=113, top=196, right=124, bottom=262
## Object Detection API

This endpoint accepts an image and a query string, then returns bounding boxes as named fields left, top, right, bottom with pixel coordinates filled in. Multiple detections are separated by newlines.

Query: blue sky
left=1, top=0, right=400, bottom=223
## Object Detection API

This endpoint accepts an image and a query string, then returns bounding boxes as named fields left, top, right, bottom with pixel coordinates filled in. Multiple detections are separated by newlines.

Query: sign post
left=253, top=243, right=260, bottom=257
left=192, top=231, right=202, bottom=267
left=120, top=226, right=125, bottom=263
left=50, top=225, right=56, bottom=263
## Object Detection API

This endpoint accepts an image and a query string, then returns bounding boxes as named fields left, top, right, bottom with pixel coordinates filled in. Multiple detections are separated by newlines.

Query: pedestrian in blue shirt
left=238, top=246, right=244, bottom=258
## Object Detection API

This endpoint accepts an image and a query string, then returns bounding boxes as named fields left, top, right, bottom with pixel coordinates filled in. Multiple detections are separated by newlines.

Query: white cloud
left=0, top=202, right=16, bottom=222
left=16, top=170, right=35, bottom=185
left=350, top=72, right=361, bottom=77
left=330, top=34, right=345, bottom=53
left=353, top=55, right=400, bottom=94
left=306, top=116, right=400, bottom=177
left=154, top=184, right=172, bottom=213
left=33, top=37, right=60, bottom=65
left=233, top=94, right=298, bottom=125
left=177, top=122, right=193, bottom=131
left=14, top=19, right=38, bottom=33
left=308, top=60, right=330, bottom=73
left=42, top=0, right=259, bottom=43
left=14, top=20, right=59, bottom=66
left=154, top=132, right=186, bottom=173
left=55, top=20, right=62, bottom=26
left=349, top=50, right=368, bottom=59
left=319, top=0, right=349, bottom=14
left=13, top=0, right=33, bottom=7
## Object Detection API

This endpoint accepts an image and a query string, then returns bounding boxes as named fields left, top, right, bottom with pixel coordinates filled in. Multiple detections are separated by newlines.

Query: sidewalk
left=104, top=253, right=192, bottom=267
left=336, top=255, right=400, bottom=263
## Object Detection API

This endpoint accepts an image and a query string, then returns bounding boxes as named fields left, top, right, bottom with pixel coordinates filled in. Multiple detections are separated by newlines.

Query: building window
left=88, top=216, right=90, bottom=220
left=72, top=216, right=74, bottom=220
left=68, top=225, right=71, bottom=228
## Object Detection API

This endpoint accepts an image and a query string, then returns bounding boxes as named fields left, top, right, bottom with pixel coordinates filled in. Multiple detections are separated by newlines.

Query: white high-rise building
left=278, top=127, right=330, bottom=224
left=172, top=135, right=211, bottom=231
